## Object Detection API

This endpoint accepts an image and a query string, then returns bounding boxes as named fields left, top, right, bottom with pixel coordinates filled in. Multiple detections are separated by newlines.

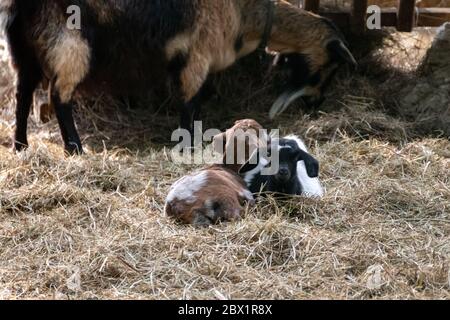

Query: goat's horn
left=269, top=88, right=306, bottom=119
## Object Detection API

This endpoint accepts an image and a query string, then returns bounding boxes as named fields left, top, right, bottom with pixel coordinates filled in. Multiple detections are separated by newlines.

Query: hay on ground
left=0, top=27, right=449, bottom=299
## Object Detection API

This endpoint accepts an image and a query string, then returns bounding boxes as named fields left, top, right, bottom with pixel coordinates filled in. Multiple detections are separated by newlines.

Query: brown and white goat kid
left=1, top=0, right=356, bottom=154
left=165, top=166, right=254, bottom=226
left=165, top=119, right=266, bottom=226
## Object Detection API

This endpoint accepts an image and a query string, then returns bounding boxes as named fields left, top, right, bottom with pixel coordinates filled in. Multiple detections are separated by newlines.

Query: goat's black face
left=270, top=45, right=354, bottom=119
left=276, top=53, right=330, bottom=108
left=271, top=138, right=320, bottom=181
left=272, top=138, right=320, bottom=184
left=269, top=18, right=357, bottom=119
left=275, top=147, right=298, bottom=183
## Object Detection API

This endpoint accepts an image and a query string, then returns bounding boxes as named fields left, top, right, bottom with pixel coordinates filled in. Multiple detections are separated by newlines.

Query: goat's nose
left=279, top=168, right=289, bottom=176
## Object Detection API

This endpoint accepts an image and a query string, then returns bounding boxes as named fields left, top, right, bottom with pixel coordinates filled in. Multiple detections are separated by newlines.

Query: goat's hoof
left=14, top=140, right=29, bottom=153
left=64, top=143, right=83, bottom=156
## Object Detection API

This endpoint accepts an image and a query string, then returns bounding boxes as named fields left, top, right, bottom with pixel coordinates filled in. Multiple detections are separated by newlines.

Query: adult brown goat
left=1, top=0, right=356, bottom=154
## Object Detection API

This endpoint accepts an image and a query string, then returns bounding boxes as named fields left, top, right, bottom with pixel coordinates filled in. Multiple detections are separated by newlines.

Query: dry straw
left=0, top=25, right=449, bottom=299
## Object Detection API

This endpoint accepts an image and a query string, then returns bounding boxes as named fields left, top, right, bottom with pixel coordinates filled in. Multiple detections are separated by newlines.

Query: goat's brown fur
left=213, top=119, right=268, bottom=173
left=165, top=165, right=254, bottom=226
left=166, top=118, right=266, bottom=226
left=169, top=0, right=343, bottom=100
left=3, top=0, right=353, bottom=153
left=29, top=0, right=343, bottom=104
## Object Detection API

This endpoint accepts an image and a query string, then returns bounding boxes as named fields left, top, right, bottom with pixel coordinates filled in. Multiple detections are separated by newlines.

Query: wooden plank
left=351, top=0, right=369, bottom=33
left=397, top=0, right=416, bottom=32
left=417, top=8, right=450, bottom=27
left=321, top=8, right=450, bottom=30
left=304, top=0, right=320, bottom=13
left=321, top=11, right=395, bottom=29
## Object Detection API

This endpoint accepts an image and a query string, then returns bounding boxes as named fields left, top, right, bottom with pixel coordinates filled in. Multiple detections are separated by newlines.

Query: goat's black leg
left=180, top=79, right=216, bottom=133
left=179, top=100, right=199, bottom=148
left=193, top=80, right=217, bottom=122
left=7, top=18, right=42, bottom=152
left=51, top=92, right=83, bottom=155
left=180, top=101, right=195, bottom=134
left=14, top=70, right=41, bottom=151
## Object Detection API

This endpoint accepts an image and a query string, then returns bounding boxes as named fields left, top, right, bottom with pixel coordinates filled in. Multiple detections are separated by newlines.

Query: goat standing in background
left=1, top=0, right=356, bottom=154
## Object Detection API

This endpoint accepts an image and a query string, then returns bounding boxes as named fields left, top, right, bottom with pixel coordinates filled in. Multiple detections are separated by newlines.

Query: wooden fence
left=301, top=0, right=450, bottom=32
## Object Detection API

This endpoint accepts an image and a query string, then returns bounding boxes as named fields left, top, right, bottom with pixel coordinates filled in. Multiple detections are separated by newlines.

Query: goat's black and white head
left=240, top=137, right=320, bottom=196
left=271, top=138, right=319, bottom=184
left=268, top=2, right=357, bottom=118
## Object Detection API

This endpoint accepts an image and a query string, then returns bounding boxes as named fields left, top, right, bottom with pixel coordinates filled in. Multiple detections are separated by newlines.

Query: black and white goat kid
left=240, top=135, right=324, bottom=198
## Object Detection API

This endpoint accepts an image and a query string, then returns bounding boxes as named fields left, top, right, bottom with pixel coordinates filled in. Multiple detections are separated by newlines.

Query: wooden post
left=304, top=0, right=320, bottom=13
left=351, top=0, right=368, bottom=34
left=397, top=0, right=416, bottom=32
